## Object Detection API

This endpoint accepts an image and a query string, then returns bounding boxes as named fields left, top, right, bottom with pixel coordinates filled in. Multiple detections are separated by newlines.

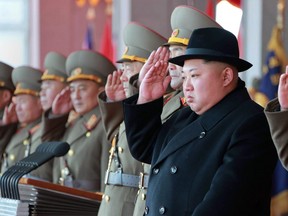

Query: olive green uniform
left=52, top=50, right=116, bottom=192
left=98, top=22, right=167, bottom=216
left=0, top=62, right=15, bottom=163
left=0, top=66, right=43, bottom=178
left=52, top=107, right=109, bottom=191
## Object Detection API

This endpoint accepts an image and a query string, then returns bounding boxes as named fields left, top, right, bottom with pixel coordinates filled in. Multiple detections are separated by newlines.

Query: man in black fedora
left=123, top=27, right=277, bottom=215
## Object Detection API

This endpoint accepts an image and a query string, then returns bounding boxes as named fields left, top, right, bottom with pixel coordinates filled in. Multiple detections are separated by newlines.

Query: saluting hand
left=137, top=47, right=171, bottom=104
left=1, top=102, right=18, bottom=125
left=138, top=47, right=168, bottom=86
left=105, top=70, right=126, bottom=102
left=52, top=86, right=73, bottom=115
left=278, top=66, right=288, bottom=111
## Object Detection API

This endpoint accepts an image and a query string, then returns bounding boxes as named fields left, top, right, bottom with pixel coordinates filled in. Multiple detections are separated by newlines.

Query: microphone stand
left=0, top=141, right=70, bottom=200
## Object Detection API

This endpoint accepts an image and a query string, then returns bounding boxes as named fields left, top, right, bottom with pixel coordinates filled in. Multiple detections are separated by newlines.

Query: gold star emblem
left=72, top=67, right=82, bottom=76
left=44, top=69, right=49, bottom=75
left=171, top=29, right=179, bottom=37
left=124, top=47, right=129, bottom=55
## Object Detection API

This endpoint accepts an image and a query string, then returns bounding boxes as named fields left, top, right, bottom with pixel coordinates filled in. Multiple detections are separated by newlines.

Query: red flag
left=99, top=16, right=115, bottom=63
left=206, top=0, right=215, bottom=19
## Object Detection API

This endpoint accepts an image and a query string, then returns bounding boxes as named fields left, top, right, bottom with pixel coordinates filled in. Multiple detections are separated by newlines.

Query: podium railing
left=0, top=177, right=102, bottom=216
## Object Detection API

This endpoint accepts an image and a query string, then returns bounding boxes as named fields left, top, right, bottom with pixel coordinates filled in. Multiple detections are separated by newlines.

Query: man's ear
left=98, top=86, right=105, bottom=92
left=222, top=67, right=234, bottom=87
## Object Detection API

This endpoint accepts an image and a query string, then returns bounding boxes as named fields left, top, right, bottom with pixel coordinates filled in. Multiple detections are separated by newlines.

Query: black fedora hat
left=169, top=27, right=252, bottom=72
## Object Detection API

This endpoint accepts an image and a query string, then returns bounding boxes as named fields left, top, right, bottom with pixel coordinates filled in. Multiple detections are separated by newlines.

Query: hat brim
left=169, top=49, right=252, bottom=72
left=116, top=58, right=134, bottom=63
left=162, top=41, right=188, bottom=47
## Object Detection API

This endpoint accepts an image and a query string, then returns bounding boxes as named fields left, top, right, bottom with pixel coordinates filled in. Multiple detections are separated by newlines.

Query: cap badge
left=16, top=83, right=22, bottom=89
left=171, top=29, right=179, bottom=37
left=72, top=67, right=82, bottom=76
left=124, top=47, right=129, bottom=55
left=44, top=69, right=49, bottom=75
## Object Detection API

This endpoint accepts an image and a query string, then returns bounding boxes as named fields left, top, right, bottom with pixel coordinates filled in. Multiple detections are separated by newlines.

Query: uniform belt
left=105, top=171, right=149, bottom=188
left=139, top=172, right=149, bottom=189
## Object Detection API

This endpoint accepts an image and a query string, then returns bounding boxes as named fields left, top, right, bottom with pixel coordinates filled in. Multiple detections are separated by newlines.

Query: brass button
left=86, top=131, right=91, bottom=137
left=141, top=193, right=146, bottom=200
left=61, top=167, right=70, bottom=176
left=23, top=139, right=29, bottom=145
left=68, top=149, right=74, bottom=156
left=105, top=195, right=110, bottom=202
left=9, top=154, right=15, bottom=161
left=118, top=147, right=123, bottom=153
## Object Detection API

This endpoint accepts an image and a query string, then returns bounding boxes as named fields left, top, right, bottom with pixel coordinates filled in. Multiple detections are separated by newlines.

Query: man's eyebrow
left=182, top=67, right=197, bottom=73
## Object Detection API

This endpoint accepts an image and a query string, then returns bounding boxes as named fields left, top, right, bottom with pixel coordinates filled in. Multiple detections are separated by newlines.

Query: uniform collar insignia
left=84, top=114, right=98, bottom=131
left=180, top=97, right=188, bottom=107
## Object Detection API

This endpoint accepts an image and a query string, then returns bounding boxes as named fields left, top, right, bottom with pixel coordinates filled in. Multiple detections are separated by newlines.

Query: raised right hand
left=105, top=70, right=126, bottom=102
left=137, top=47, right=171, bottom=104
left=1, top=102, right=18, bottom=125
left=52, top=86, right=73, bottom=115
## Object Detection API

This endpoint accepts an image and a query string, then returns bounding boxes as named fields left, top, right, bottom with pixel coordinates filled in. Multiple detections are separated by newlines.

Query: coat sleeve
left=123, top=94, right=163, bottom=164
left=264, top=98, right=288, bottom=169
left=98, top=90, right=123, bottom=143
left=0, top=123, right=18, bottom=158
left=192, top=113, right=277, bottom=215
left=41, top=109, right=69, bottom=142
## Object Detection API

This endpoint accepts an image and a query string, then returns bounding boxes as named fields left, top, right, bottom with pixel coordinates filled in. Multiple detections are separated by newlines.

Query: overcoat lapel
left=154, top=85, right=251, bottom=166
left=66, top=107, right=101, bottom=146
left=155, top=118, right=204, bottom=165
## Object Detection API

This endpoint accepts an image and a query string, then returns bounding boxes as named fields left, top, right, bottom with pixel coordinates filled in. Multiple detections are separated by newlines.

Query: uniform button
left=86, top=131, right=91, bottom=137
left=105, top=195, right=110, bottom=202
left=199, top=131, right=206, bottom=139
left=9, top=154, right=15, bottom=161
left=153, top=168, right=159, bottom=175
left=68, top=149, right=74, bottom=156
left=170, top=166, right=177, bottom=174
left=159, top=206, right=166, bottom=214
left=141, top=193, right=146, bottom=200
left=102, top=194, right=105, bottom=200
left=23, top=139, right=29, bottom=145
left=144, top=206, right=149, bottom=215
left=118, top=147, right=123, bottom=153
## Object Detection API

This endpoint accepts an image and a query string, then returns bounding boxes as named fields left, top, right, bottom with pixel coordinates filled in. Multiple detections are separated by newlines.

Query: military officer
left=51, top=50, right=116, bottom=192
left=133, top=6, right=223, bottom=215
left=27, top=51, right=69, bottom=182
left=0, top=61, right=15, bottom=166
left=0, top=66, right=43, bottom=176
left=0, top=62, right=14, bottom=120
left=39, top=51, right=69, bottom=142
left=97, top=22, right=167, bottom=216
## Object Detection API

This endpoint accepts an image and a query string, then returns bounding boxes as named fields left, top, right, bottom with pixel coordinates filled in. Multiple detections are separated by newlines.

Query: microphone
left=0, top=141, right=70, bottom=200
